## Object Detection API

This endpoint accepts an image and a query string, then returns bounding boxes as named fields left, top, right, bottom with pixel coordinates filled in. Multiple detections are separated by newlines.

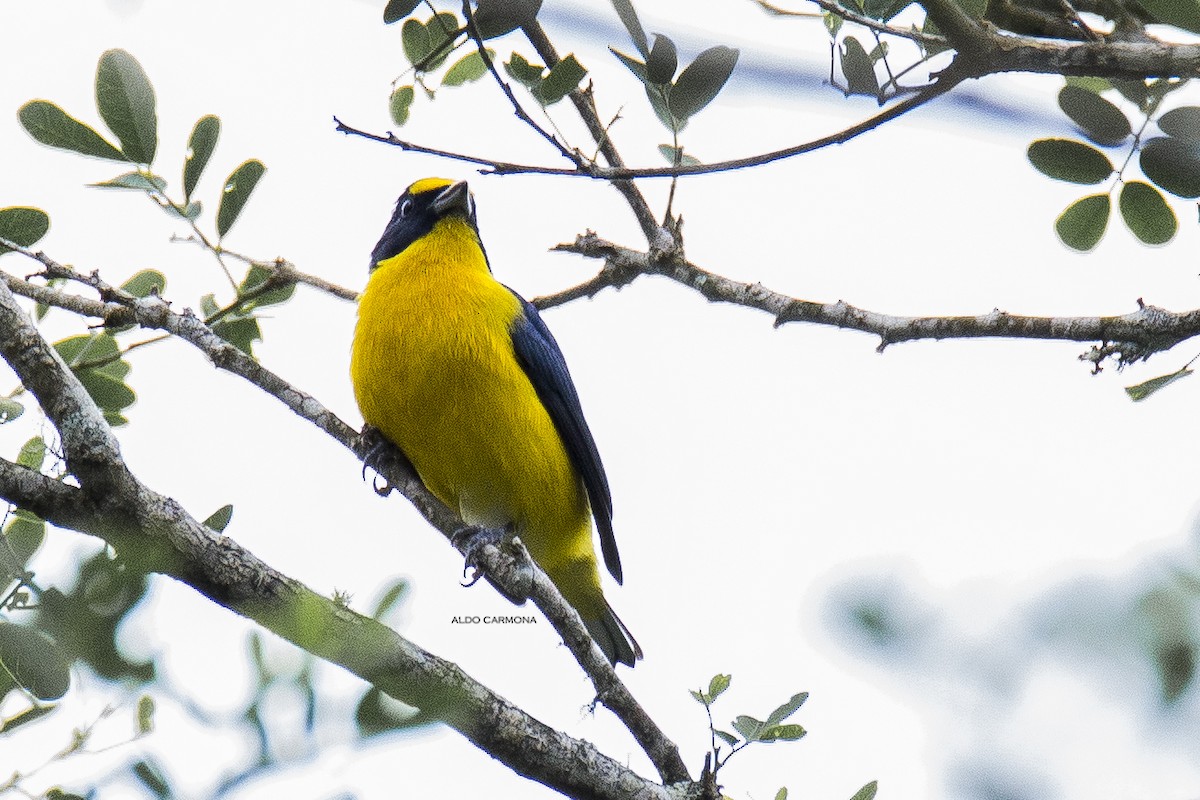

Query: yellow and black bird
left=351, top=177, right=641, bottom=667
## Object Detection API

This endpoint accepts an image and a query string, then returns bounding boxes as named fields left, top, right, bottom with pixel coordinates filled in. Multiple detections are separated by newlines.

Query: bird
left=350, top=177, right=641, bottom=667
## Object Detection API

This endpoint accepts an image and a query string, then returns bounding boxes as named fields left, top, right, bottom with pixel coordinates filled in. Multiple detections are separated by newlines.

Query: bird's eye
left=399, top=198, right=414, bottom=218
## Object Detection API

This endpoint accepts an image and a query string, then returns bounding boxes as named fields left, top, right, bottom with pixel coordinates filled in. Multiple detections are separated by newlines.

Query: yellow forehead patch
left=407, top=177, right=457, bottom=196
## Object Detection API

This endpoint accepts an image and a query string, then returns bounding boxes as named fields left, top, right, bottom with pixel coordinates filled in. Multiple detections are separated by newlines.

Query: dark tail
left=583, top=599, right=643, bottom=668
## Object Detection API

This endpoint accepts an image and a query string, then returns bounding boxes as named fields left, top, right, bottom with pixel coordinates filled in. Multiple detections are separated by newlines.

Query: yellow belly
left=350, top=221, right=598, bottom=594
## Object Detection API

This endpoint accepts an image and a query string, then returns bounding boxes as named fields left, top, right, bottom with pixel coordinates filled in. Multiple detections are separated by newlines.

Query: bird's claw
left=453, top=524, right=506, bottom=587
left=359, top=425, right=413, bottom=496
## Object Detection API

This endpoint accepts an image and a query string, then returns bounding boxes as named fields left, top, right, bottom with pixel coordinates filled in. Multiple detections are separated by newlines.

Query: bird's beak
left=433, top=181, right=472, bottom=217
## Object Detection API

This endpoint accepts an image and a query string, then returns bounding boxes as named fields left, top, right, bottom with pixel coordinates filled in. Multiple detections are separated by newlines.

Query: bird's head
left=370, top=178, right=478, bottom=270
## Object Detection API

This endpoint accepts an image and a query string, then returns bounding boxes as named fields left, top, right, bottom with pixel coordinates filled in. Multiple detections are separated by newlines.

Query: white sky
left=3, top=1, right=1200, bottom=799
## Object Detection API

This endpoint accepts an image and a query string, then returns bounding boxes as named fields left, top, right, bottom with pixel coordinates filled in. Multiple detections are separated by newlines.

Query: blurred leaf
left=669, top=45, right=738, bottom=121
left=78, top=372, right=136, bottom=415
left=868, top=41, right=889, bottom=62
left=840, top=37, right=878, bottom=98
left=16, top=437, right=46, bottom=471
left=775, top=789, right=788, bottom=800
left=1158, top=106, right=1200, bottom=142
left=132, top=758, right=171, bottom=799
left=646, top=34, right=678, bottom=85
left=1125, top=366, right=1193, bottom=401
left=95, top=49, right=158, bottom=164
left=383, top=0, right=421, bottom=23
left=4, top=510, right=45, bottom=571
left=371, top=578, right=409, bottom=621
left=1119, top=181, right=1176, bottom=245
left=1065, top=76, right=1112, bottom=94
left=0, top=704, right=56, bottom=735
left=137, top=694, right=155, bottom=734
left=19, top=100, right=125, bottom=161
left=658, top=144, right=700, bottom=166
left=765, top=691, right=808, bottom=726
left=504, top=52, right=545, bottom=87
left=184, top=115, right=220, bottom=201
left=1141, top=137, right=1200, bottom=198
left=864, top=0, right=911, bottom=19
left=1135, top=0, right=1200, bottom=33
left=402, top=18, right=431, bottom=65
left=610, top=47, right=647, bottom=82
left=203, top=504, right=233, bottom=533
left=1156, top=640, right=1195, bottom=703
left=954, top=0, right=986, bottom=18
left=688, top=688, right=705, bottom=703
left=1027, top=139, right=1113, bottom=184
left=760, top=723, right=806, bottom=741
left=216, top=159, right=266, bottom=238
left=443, top=50, right=492, bottom=86
left=1055, top=194, right=1110, bottom=251
left=474, top=0, right=542, bottom=38
left=0, top=398, right=23, bottom=424
left=355, top=686, right=428, bottom=736
left=0, top=623, right=71, bottom=701
left=1058, top=85, right=1130, bottom=146
left=851, top=781, right=879, bottom=800
left=0, top=207, right=49, bottom=255
left=610, top=0, right=650, bottom=56
left=120, top=269, right=166, bottom=298
left=88, top=172, right=166, bottom=191
left=708, top=673, right=731, bottom=702
left=390, top=85, right=415, bottom=126
left=824, top=12, right=844, bottom=36
left=533, top=54, right=586, bottom=105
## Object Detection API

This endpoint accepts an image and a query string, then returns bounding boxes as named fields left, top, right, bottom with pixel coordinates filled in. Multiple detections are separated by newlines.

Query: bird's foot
left=359, top=425, right=413, bottom=497
left=452, top=525, right=532, bottom=603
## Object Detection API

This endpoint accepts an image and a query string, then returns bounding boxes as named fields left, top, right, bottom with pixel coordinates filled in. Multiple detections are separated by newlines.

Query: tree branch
left=547, top=232, right=1200, bottom=364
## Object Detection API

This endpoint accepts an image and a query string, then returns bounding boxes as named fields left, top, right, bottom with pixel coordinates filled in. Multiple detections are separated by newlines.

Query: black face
left=369, top=181, right=479, bottom=270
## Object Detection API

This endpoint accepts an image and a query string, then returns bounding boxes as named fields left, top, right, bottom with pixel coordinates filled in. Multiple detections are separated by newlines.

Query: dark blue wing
left=507, top=288, right=621, bottom=584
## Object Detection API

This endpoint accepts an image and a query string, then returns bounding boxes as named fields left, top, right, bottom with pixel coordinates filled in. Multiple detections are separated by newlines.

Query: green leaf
left=1055, top=194, right=1110, bottom=252
left=0, top=704, right=56, bottom=735
left=708, top=673, right=731, bottom=702
left=203, top=504, right=233, bottom=533
left=18, top=100, right=125, bottom=161
left=775, top=789, right=789, bottom=800
left=1027, top=138, right=1113, bottom=184
left=954, top=0, right=986, bottom=18
left=88, top=172, right=166, bottom=192
left=610, top=0, right=650, bottom=56
left=689, top=688, right=706, bottom=703
left=1066, top=76, right=1112, bottom=94
left=184, top=115, right=220, bottom=202
left=402, top=18, right=431, bottom=65
left=216, top=159, right=266, bottom=239
left=1141, top=137, right=1200, bottom=198
left=610, top=48, right=647, bottom=82
left=78, top=372, right=136, bottom=415
left=473, top=0, right=542, bottom=38
left=422, top=12, right=459, bottom=71
left=1125, top=366, right=1193, bottom=401
left=137, top=695, right=155, bottom=734
left=658, top=144, right=700, bottom=166
left=389, top=85, right=415, bottom=126
left=669, top=45, right=738, bottom=121
left=0, top=624, right=70, bottom=701
left=533, top=54, right=586, bottom=105
left=646, top=34, right=678, bottom=85
left=765, top=691, right=808, bottom=726
left=1158, top=106, right=1200, bottom=142
left=823, top=11, right=844, bottom=36
left=383, top=0, right=421, bottom=23
left=840, top=37, right=879, bottom=98
left=1119, top=181, right=1177, bottom=245
left=714, top=729, right=739, bottom=746
left=355, top=686, right=427, bottom=736
left=212, top=316, right=262, bottom=355
left=132, top=759, right=171, bottom=799
left=732, top=714, right=765, bottom=742
left=0, top=398, right=24, bottom=424
left=0, top=207, right=50, bottom=255
left=4, top=510, right=45, bottom=570
left=95, top=49, right=157, bottom=164
left=850, top=781, right=879, bottom=800
left=1058, top=86, right=1130, bottom=146
left=16, top=437, right=46, bottom=471
left=120, top=269, right=167, bottom=298
left=443, top=50, right=492, bottom=87
left=504, top=52, right=545, bottom=87
left=760, top=723, right=807, bottom=741
left=863, top=0, right=911, bottom=19
left=371, top=578, right=409, bottom=620
left=1135, top=0, right=1200, bottom=33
